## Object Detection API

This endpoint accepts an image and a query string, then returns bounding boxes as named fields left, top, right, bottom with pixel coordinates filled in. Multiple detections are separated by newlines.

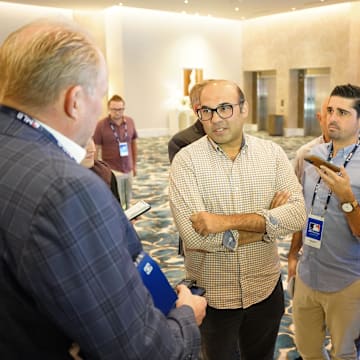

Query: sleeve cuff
left=255, top=209, right=279, bottom=243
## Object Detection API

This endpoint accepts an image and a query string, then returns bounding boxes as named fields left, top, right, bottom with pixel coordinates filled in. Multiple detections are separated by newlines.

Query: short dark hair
left=330, top=84, right=360, bottom=118
left=108, top=94, right=125, bottom=106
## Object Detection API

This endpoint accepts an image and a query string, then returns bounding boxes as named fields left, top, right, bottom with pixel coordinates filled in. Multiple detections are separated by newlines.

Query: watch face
left=342, top=202, right=354, bottom=213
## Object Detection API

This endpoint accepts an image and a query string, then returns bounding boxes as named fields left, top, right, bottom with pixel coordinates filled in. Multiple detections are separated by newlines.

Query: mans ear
left=64, top=85, right=83, bottom=120
left=240, top=100, right=249, bottom=116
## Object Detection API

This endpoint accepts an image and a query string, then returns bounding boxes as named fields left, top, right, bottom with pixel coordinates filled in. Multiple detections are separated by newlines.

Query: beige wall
left=0, top=2, right=72, bottom=42
left=242, top=2, right=360, bottom=130
left=109, top=7, right=243, bottom=136
left=1, top=1, right=360, bottom=135
left=73, top=11, right=109, bottom=116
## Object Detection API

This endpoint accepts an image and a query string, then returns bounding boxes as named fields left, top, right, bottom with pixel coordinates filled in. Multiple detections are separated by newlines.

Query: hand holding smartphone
left=304, top=155, right=341, bottom=173
left=177, top=279, right=206, bottom=296
left=124, top=200, right=151, bottom=221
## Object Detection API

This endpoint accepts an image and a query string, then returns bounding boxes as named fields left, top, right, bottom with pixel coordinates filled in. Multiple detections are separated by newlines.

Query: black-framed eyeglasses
left=110, top=108, right=125, bottom=112
left=197, top=102, right=243, bottom=121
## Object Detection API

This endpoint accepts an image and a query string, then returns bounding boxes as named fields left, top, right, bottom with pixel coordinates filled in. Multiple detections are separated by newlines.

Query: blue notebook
left=135, top=251, right=178, bottom=315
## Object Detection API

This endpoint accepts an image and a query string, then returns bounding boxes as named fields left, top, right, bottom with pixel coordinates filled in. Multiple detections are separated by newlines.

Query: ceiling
left=4, top=0, right=358, bottom=20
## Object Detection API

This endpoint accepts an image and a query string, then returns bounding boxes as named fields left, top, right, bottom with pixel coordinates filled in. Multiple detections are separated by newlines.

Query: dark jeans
left=200, top=276, right=284, bottom=360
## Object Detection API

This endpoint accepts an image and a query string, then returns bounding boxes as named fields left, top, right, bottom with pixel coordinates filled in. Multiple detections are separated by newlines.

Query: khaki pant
left=112, top=171, right=132, bottom=210
left=293, top=276, right=360, bottom=360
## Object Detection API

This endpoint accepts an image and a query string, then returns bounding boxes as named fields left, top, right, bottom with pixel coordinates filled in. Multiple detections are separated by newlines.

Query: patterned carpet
left=131, top=130, right=315, bottom=360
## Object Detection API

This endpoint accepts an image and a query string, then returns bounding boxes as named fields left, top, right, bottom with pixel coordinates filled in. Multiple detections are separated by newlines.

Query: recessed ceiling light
left=184, top=0, right=188, bottom=4
left=235, top=7, right=239, bottom=12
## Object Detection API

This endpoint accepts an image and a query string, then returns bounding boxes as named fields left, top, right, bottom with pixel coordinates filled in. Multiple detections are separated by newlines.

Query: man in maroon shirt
left=94, top=95, right=138, bottom=208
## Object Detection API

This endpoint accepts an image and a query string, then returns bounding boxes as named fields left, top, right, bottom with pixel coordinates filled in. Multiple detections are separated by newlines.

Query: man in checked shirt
left=169, top=79, right=306, bottom=360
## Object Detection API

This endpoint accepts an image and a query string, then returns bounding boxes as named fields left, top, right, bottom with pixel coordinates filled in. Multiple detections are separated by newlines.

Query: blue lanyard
left=310, top=138, right=360, bottom=213
left=0, top=105, right=74, bottom=160
left=109, top=118, right=128, bottom=143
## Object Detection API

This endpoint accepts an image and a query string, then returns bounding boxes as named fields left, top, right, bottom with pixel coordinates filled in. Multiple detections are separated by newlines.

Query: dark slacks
left=200, top=276, right=284, bottom=360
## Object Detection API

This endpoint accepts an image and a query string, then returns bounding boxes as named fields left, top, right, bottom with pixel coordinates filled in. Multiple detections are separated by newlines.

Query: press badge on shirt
left=119, top=142, right=129, bottom=157
left=304, top=214, right=324, bottom=249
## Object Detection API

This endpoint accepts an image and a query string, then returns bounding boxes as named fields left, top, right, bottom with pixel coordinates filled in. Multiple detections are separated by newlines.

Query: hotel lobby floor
left=131, top=130, right=315, bottom=360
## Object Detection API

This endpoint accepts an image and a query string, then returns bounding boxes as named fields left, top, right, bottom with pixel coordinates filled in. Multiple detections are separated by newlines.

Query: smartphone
left=124, top=200, right=151, bottom=221
left=304, top=155, right=341, bottom=173
left=177, top=279, right=206, bottom=296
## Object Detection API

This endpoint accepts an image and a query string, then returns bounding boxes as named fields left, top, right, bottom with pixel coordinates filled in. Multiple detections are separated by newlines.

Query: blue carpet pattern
left=131, top=130, right=315, bottom=360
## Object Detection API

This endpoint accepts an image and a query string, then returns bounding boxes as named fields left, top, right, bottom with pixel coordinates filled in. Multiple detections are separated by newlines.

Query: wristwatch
left=341, top=200, right=358, bottom=213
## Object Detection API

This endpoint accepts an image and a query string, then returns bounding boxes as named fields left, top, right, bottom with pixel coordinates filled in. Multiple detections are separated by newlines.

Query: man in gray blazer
left=0, top=19, right=206, bottom=359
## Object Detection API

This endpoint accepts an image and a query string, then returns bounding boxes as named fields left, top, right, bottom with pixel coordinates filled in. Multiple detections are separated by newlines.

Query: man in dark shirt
left=168, top=118, right=206, bottom=163
left=168, top=81, right=208, bottom=163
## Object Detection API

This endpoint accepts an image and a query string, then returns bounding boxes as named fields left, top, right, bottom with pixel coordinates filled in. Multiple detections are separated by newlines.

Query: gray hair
left=0, top=19, right=103, bottom=110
